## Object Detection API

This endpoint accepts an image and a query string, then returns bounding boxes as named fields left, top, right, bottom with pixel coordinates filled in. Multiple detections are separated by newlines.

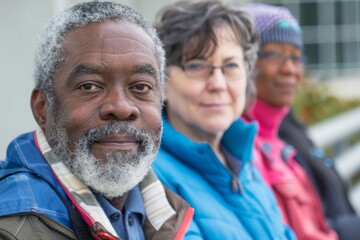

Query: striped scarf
left=35, top=128, right=176, bottom=239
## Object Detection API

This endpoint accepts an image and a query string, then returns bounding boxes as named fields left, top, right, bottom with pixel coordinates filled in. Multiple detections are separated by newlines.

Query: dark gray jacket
left=0, top=185, right=193, bottom=240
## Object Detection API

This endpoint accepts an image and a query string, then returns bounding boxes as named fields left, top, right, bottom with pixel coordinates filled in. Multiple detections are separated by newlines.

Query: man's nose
left=99, top=87, right=140, bottom=121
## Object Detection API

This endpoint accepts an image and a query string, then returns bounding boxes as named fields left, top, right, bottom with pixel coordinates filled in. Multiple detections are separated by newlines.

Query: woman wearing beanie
left=152, top=1, right=296, bottom=239
left=243, top=3, right=352, bottom=240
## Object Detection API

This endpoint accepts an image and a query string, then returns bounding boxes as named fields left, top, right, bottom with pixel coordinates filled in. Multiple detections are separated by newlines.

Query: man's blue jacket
left=0, top=131, right=195, bottom=240
left=0, top=132, right=71, bottom=227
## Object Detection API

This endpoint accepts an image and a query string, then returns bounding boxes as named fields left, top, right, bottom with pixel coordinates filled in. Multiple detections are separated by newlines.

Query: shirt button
left=110, top=213, right=120, bottom=222
left=128, top=215, right=134, bottom=226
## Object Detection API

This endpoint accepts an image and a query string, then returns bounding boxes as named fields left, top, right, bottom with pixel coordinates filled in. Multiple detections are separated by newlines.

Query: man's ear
left=30, top=89, right=49, bottom=130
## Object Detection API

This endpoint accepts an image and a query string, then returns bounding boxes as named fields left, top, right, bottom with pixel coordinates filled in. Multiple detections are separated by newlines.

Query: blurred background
left=1, top=0, right=360, bottom=209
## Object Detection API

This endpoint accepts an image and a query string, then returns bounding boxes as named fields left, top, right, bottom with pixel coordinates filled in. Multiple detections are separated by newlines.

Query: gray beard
left=48, top=122, right=161, bottom=199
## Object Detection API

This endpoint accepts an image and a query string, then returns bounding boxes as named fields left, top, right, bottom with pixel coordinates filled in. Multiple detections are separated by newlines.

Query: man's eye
left=131, top=84, right=151, bottom=92
left=80, top=83, right=99, bottom=92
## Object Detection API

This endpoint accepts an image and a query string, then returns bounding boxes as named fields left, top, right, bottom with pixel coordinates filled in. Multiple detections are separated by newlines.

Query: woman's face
left=165, top=25, right=247, bottom=141
left=253, top=43, right=304, bottom=107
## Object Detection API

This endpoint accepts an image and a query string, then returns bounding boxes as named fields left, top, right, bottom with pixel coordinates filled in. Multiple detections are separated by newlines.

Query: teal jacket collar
left=161, top=116, right=258, bottom=173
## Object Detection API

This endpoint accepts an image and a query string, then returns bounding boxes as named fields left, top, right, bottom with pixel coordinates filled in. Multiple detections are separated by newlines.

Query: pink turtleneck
left=244, top=99, right=296, bottom=185
left=243, top=99, right=338, bottom=240
left=248, top=99, right=290, bottom=140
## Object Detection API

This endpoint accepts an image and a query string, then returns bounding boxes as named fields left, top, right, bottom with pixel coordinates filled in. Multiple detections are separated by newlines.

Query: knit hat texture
left=244, top=3, right=303, bottom=49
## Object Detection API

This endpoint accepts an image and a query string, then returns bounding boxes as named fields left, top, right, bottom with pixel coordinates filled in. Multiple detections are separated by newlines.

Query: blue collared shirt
left=95, top=186, right=146, bottom=240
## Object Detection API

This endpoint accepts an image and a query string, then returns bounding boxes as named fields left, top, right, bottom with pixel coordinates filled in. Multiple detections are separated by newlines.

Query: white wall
left=0, top=0, right=54, bottom=158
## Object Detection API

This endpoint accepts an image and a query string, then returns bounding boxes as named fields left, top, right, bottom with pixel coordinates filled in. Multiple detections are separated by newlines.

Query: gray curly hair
left=34, top=1, right=165, bottom=113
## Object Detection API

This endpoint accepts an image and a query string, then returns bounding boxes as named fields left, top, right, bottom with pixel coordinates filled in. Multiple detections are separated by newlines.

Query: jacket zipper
left=230, top=170, right=243, bottom=194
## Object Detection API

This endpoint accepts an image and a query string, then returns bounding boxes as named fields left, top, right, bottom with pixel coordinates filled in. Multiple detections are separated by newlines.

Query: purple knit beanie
left=244, top=3, right=303, bottom=49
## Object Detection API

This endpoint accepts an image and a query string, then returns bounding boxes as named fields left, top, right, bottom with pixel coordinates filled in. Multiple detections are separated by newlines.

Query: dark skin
left=254, top=43, right=304, bottom=107
left=31, top=21, right=162, bottom=210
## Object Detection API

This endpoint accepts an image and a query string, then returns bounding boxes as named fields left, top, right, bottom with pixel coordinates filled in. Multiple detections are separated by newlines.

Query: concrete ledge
left=335, top=142, right=360, bottom=181
left=308, top=106, right=360, bottom=148
left=325, top=78, right=360, bottom=100
left=349, top=182, right=360, bottom=214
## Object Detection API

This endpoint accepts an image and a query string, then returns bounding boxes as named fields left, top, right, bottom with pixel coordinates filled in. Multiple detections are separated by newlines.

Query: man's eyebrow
left=69, top=64, right=101, bottom=80
left=133, top=64, right=157, bottom=79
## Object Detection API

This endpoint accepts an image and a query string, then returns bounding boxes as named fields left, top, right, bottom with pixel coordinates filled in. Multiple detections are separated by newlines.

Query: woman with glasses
left=152, top=1, right=295, bottom=239
left=243, top=4, right=338, bottom=240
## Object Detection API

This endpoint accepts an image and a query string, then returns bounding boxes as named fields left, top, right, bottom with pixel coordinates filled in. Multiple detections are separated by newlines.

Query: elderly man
left=0, top=1, right=193, bottom=240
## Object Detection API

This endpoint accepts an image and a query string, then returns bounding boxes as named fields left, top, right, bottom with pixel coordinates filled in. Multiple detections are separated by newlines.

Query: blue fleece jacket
left=0, top=132, right=71, bottom=228
left=153, top=117, right=296, bottom=240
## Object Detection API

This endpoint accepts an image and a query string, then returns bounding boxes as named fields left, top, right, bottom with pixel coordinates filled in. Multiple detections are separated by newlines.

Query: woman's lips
left=199, top=102, right=229, bottom=111
left=274, top=82, right=297, bottom=92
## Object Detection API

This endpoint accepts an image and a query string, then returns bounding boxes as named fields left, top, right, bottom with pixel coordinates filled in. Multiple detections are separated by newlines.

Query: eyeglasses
left=257, top=50, right=306, bottom=66
left=180, top=59, right=244, bottom=80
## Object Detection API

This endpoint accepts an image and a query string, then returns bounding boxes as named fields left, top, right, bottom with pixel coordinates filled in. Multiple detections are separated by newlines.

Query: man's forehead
left=66, top=37, right=156, bottom=56
left=63, top=21, right=157, bottom=56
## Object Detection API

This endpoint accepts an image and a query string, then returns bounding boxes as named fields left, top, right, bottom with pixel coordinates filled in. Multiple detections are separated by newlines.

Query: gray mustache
left=80, top=122, right=151, bottom=150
